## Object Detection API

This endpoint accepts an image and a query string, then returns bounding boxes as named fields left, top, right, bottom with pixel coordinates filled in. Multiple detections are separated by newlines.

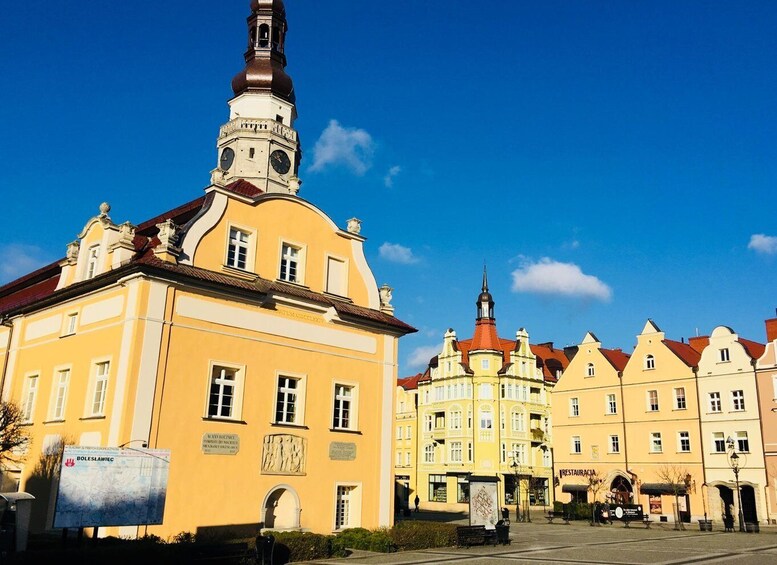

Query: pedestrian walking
left=414, top=495, right=420, bottom=513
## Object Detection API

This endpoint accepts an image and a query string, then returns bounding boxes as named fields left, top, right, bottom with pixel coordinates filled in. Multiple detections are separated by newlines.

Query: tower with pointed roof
left=394, top=273, right=568, bottom=515
left=212, top=0, right=302, bottom=194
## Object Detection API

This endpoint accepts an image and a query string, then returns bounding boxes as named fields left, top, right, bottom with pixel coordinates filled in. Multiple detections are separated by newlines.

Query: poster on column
left=468, top=476, right=499, bottom=529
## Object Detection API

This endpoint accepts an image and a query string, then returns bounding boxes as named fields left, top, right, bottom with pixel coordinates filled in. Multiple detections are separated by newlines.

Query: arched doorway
left=717, top=485, right=734, bottom=523
left=609, top=475, right=633, bottom=504
left=741, top=485, right=758, bottom=523
left=262, top=485, right=300, bottom=530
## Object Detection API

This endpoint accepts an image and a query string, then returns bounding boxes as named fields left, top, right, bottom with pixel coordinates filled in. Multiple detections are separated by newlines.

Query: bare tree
left=656, top=465, right=691, bottom=530
left=587, top=470, right=605, bottom=524
left=0, top=401, right=31, bottom=465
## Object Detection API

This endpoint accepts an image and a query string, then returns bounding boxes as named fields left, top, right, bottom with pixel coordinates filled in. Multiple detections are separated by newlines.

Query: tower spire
left=476, top=265, right=495, bottom=320
left=211, top=0, right=302, bottom=195
left=471, top=269, right=500, bottom=351
left=482, top=264, right=488, bottom=292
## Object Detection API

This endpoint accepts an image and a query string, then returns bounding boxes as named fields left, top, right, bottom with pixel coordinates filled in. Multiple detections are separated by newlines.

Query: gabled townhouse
left=692, top=326, right=767, bottom=527
left=756, top=316, right=777, bottom=523
left=553, top=332, right=631, bottom=503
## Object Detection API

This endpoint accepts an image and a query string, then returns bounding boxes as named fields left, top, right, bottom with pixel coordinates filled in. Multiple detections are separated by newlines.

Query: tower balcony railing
left=219, top=117, right=297, bottom=141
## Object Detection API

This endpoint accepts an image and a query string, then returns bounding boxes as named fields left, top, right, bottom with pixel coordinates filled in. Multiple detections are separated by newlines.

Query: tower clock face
left=270, top=149, right=291, bottom=174
left=220, top=147, right=235, bottom=170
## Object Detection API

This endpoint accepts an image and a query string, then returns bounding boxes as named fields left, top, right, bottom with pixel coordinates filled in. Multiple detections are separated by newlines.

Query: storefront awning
left=640, top=483, right=687, bottom=496
left=562, top=484, right=588, bottom=493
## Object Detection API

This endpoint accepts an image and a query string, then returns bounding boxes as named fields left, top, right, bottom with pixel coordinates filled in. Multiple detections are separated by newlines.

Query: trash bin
left=255, top=533, right=275, bottom=565
left=697, top=520, right=713, bottom=532
left=0, top=493, right=35, bottom=553
left=495, top=520, right=510, bottom=545
left=745, top=522, right=760, bottom=533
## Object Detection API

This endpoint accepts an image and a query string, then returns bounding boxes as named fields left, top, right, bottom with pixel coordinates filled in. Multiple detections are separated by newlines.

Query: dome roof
left=231, top=57, right=295, bottom=103
left=250, top=0, right=286, bottom=16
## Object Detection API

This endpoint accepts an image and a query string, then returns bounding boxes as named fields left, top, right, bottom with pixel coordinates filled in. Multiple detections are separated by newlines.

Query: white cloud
left=407, top=345, right=441, bottom=370
left=511, top=257, right=612, bottom=301
left=309, top=119, right=374, bottom=175
left=748, top=234, right=777, bottom=255
left=0, top=244, right=53, bottom=285
left=383, top=165, right=401, bottom=187
left=379, top=242, right=419, bottom=264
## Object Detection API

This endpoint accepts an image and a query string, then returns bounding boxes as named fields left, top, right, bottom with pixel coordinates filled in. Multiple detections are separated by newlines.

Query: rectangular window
left=275, top=375, right=303, bottom=424
left=678, top=431, right=691, bottom=452
left=423, top=443, right=434, bottom=463
left=332, top=384, right=354, bottom=430
left=609, top=435, right=620, bottom=453
left=428, top=474, right=447, bottom=502
left=325, top=257, right=347, bottom=296
left=732, top=390, right=745, bottom=411
left=21, top=375, right=39, bottom=422
left=457, top=478, right=470, bottom=503
left=720, top=348, right=730, bottom=362
left=91, top=361, right=110, bottom=416
left=208, top=366, right=239, bottom=419
left=570, top=397, right=579, bottom=417
left=424, top=414, right=433, bottom=432
left=736, top=431, right=749, bottom=452
left=450, top=441, right=462, bottom=463
left=674, top=387, right=687, bottom=410
left=63, top=313, right=78, bottom=336
left=227, top=227, right=250, bottom=270
left=51, top=369, right=70, bottom=420
left=396, top=426, right=402, bottom=440
left=713, top=432, right=726, bottom=453
left=406, top=425, right=411, bottom=439
left=405, top=451, right=411, bottom=466
left=467, top=442, right=473, bottom=462
left=511, top=410, right=523, bottom=431
left=481, top=359, right=489, bottom=370
left=450, top=411, right=462, bottom=430
left=85, top=245, right=100, bottom=280
left=335, top=485, right=355, bottom=529
left=572, top=436, right=581, bottom=454
left=395, top=451, right=401, bottom=466
left=647, top=390, right=659, bottom=412
left=280, top=243, right=301, bottom=283
left=650, top=432, right=663, bottom=453
left=606, top=393, right=617, bottom=415
left=709, top=392, right=721, bottom=413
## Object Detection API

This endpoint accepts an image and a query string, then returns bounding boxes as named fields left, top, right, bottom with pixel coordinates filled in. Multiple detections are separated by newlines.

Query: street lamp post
left=726, top=437, right=746, bottom=532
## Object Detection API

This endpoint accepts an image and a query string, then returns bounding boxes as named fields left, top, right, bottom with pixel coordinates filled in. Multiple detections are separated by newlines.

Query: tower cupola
left=476, top=266, right=495, bottom=320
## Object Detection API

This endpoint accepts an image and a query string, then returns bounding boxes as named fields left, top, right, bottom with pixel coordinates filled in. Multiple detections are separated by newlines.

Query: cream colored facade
left=394, top=379, right=418, bottom=511
left=0, top=1, right=414, bottom=538
left=695, top=325, right=769, bottom=526
left=395, top=280, right=562, bottom=516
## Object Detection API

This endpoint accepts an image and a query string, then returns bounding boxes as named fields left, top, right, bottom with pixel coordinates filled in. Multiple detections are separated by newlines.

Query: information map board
left=53, top=446, right=171, bottom=528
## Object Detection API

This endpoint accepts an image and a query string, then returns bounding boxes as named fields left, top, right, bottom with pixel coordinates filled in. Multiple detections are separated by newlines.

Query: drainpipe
left=692, top=365, right=708, bottom=521
left=617, top=372, right=631, bottom=489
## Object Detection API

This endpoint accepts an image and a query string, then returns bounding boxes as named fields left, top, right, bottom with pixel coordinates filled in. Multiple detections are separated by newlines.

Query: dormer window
left=280, top=243, right=302, bottom=283
left=644, top=354, right=655, bottom=370
left=85, top=245, right=100, bottom=279
left=586, top=363, right=595, bottom=377
left=227, top=227, right=251, bottom=270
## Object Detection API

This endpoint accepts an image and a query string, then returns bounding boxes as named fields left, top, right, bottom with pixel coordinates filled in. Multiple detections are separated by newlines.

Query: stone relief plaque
left=202, top=432, right=240, bottom=455
left=328, top=442, right=356, bottom=461
left=261, top=434, right=306, bottom=475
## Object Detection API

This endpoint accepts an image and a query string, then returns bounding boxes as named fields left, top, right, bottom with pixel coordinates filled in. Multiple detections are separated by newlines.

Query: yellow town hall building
left=0, top=0, right=414, bottom=537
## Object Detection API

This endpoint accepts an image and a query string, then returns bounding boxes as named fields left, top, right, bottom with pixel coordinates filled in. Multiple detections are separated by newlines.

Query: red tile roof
left=738, top=338, right=765, bottom=360
left=688, top=336, right=709, bottom=354
left=531, top=342, right=570, bottom=382
left=398, top=373, right=422, bottom=390
left=224, top=179, right=264, bottom=199
left=662, top=339, right=701, bottom=367
left=470, top=319, right=501, bottom=351
left=600, top=348, right=631, bottom=372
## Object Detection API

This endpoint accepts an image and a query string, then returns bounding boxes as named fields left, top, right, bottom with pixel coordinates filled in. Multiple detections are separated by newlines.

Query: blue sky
left=2, top=1, right=776, bottom=375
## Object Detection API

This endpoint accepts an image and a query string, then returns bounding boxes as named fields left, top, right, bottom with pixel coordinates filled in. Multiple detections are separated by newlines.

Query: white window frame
left=674, top=387, right=687, bottom=410
left=572, top=436, right=582, bottom=454
left=89, top=360, right=111, bottom=417
left=644, top=354, right=655, bottom=370
left=274, top=373, right=306, bottom=425
left=731, top=390, right=745, bottom=411
left=49, top=367, right=71, bottom=421
left=650, top=432, right=663, bottom=453
left=450, top=409, right=462, bottom=430
left=678, top=431, right=691, bottom=453
left=586, top=363, right=595, bottom=377
left=396, top=426, right=402, bottom=440
left=647, top=390, right=659, bottom=412
left=511, top=409, right=523, bottom=431
left=279, top=241, right=305, bottom=284
left=21, top=373, right=39, bottom=423
left=570, top=397, right=579, bottom=417
left=450, top=441, right=463, bottom=463
left=85, top=244, right=100, bottom=280
left=609, top=435, right=620, bottom=454
left=479, top=406, right=493, bottom=430
left=62, top=311, right=79, bottom=337
left=736, top=431, right=750, bottom=453
left=206, top=362, right=246, bottom=421
left=225, top=225, right=254, bottom=271
left=332, top=382, right=357, bottom=431
left=333, top=483, right=361, bottom=530
left=606, top=393, right=617, bottom=415
left=713, top=432, right=726, bottom=453
left=719, top=348, right=730, bottom=362
left=709, top=392, right=722, bottom=413
left=423, top=443, right=434, bottom=463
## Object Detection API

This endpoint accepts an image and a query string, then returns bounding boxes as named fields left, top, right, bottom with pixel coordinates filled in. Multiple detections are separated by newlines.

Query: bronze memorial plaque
left=329, top=441, right=357, bottom=461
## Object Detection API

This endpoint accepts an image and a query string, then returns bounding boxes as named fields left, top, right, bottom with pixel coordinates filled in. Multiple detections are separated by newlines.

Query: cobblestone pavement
left=303, top=519, right=777, bottom=564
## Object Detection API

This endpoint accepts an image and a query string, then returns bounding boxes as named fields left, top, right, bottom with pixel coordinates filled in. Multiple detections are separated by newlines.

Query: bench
left=546, top=510, right=570, bottom=524
left=456, top=525, right=496, bottom=548
left=623, top=514, right=652, bottom=528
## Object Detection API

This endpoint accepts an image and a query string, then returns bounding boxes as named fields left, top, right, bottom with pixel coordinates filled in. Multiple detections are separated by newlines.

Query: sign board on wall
left=202, top=433, right=240, bottom=455
left=649, top=495, right=662, bottom=514
left=329, top=442, right=356, bottom=461
left=54, top=446, right=170, bottom=528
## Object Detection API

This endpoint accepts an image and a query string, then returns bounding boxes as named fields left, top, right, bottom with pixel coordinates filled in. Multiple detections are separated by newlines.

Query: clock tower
left=211, top=0, right=302, bottom=194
